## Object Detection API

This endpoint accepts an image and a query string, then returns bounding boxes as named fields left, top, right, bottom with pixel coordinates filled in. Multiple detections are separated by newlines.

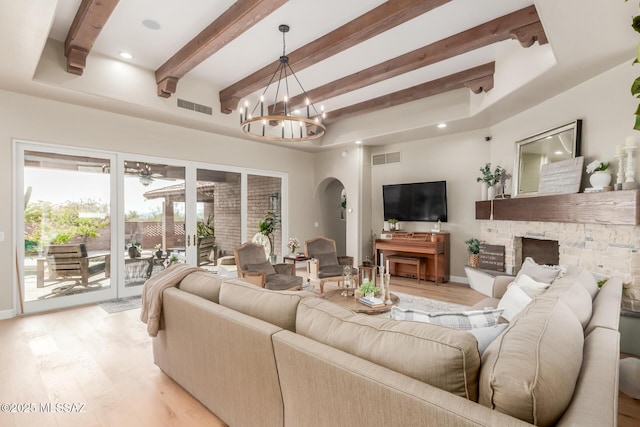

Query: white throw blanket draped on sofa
left=140, top=263, right=203, bottom=336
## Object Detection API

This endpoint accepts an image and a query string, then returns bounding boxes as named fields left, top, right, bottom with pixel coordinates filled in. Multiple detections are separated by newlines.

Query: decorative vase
left=128, top=246, right=138, bottom=259
left=156, top=250, right=163, bottom=259
left=480, top=182, right=489, bottom=201
left=290, top=247, right=296, bottom=254
left=468, top=254, right=479, bottom=268
left=487, top=185, right=496, bottom=200
left=589, top=171, right=612, bottom=188
left=270, top=254, right=277, bottom=264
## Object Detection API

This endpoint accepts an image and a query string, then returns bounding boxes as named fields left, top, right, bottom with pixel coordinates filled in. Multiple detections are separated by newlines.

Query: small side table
left=358, top=265, right=376, bottom=285
left=283, top=255, right=310, bottom=264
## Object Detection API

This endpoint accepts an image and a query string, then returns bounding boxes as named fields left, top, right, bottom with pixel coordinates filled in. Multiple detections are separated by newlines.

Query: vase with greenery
left=259, top=211, right=279, bottom=257
left=154, top=243, right=163, bottom=259
left=476, top=163, right=503, bottom=200
left=388, top=218, right=398, bottom=231
left=465, top=238, right=481, bottom=268
left=586, top=160, right=612, bottom=188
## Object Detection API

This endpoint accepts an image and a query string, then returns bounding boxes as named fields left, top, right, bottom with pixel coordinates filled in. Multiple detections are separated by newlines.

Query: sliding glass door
left=16, top=142, right=287, bottom=313
left=19, top=146, right=117, bottom=313
left=119, top=159, right=187, bottom=297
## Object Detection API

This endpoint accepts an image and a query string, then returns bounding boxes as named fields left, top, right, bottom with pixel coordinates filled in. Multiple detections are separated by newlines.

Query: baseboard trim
left=451, top=274, right=469, bottom=285
left=0, top=308, right=16, bottom=320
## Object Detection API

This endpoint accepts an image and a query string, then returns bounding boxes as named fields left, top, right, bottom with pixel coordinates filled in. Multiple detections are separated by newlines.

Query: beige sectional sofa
left=151, top=266, right=622, bottom=427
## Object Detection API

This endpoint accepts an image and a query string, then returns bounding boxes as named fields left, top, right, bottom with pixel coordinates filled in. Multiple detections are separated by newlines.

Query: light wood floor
left=0, top=277, right=638, bottom=427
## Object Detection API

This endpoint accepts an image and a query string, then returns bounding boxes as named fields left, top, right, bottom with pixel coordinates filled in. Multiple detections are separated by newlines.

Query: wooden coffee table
left=323, top=289, right=399, bottom=315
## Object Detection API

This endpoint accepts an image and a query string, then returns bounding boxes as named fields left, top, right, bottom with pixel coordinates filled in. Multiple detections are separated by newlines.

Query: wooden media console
left=375, top=231, right=450, bottom=284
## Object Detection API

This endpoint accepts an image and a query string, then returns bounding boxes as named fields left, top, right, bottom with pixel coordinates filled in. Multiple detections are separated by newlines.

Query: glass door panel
left=21, top=149, right=115, bottom=311
left=195, top=168, right=242, bottom=273
left=247, top=174, right=283, bottom=263
left=122, top=160, right=186, bottom=293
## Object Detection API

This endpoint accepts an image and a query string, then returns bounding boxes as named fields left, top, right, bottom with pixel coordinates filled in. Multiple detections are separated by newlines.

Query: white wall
left=360, top=59, right=638, bottom=282
left=0, top=90, right=317, bottom=313
left=370, top=129, right=491, bottom=280
left=489, top=60, right=638, bottom=183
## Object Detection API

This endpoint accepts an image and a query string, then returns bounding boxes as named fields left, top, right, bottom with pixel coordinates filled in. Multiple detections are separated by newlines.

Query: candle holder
left=378, top=266, right=386, bottom=298
left=624, top=146, right=638, bottom=190
left=615, top=153, right=626, bottom=190
left=384, top=273, right=392, bottom=305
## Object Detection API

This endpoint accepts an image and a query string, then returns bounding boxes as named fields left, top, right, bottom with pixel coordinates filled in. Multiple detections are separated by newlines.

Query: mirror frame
left=513, top=119, right=582, bottom=197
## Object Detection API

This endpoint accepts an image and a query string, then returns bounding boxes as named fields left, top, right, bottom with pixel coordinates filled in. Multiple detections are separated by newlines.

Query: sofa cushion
left=516, top=257, right=564, bottom=284
left=549, top=265, right=598, bottom=299
left=557, top=282, right=593, bottom=329
left=585, top=277, right=622, bottom=335
left=479, top=298, right=584, bottom=426
left=246, top=260, right=277, bottom=276
left=497, top=285, right=532, bottom=322
left=390, top=307, right=503, bottom=330
left=297, top=298, right=481, bottom=400
left=219, top=279, right=306, bottom=332
left=178, top=271, right=224, bottom=303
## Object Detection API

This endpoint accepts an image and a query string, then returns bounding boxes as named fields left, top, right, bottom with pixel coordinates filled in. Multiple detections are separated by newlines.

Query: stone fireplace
left=479, top=219, right=639, bottom=308
left=475, top=191, right=640, bottom=311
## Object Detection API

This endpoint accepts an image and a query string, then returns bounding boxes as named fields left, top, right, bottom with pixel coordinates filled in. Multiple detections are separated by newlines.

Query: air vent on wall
left=372, top=152, right=401, bottom=166
left=177, top=98, right=213, bottom=115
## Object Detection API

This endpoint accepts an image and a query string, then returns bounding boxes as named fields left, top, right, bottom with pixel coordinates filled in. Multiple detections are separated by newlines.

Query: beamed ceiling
left=0, top=1, right=637, bottom=151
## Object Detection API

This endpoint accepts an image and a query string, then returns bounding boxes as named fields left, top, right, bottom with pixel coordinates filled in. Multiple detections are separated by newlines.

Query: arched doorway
left=316, top=177, right=347, bottom=256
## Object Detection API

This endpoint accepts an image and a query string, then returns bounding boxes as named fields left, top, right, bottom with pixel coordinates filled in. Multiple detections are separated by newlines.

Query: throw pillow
left=498, top=284, right=532, bottom=322
left=468, top=323, right=509, bottom=354
left=246, top=261, right=276, bottom=276
left=512, top=273, right=551, bottom=297
left=315, top=252, right=339, bottom=267
left=390, top=306, right=504, bottom=330
left=516, top=257, right=564, bottom=284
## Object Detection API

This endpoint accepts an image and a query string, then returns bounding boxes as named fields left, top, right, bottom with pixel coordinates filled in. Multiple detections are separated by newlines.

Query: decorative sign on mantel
left=537, top=156, right=584, bottom=195
left=479, top=243, right=505, bottom=272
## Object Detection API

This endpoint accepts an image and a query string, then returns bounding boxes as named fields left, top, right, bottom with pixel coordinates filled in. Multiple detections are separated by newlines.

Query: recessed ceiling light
left=355, top=140, right=362, bottom=145
left=437, top=123, right=447, bottom=128
left=554, top=151, right=563, bottom=155
left=119, top=51, right=133, bottom=59
left=142, top=19, right=161, bottom=30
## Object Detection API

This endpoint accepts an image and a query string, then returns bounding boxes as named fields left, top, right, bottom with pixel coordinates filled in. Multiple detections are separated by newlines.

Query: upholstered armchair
left=233, top=242, right=302, bottom=291
left=304, top=236, right=357, bottom=293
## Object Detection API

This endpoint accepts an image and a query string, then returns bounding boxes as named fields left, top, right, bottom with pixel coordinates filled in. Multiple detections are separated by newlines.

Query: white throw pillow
left=468, top=323, right=509, bottom=354
left=390, top=306, right=504, bottom=330
left=498, top=285, right=533, bottom=322
left=516, top=257, right=564, bottom=284
left=513, top=273, right=551, bottom=298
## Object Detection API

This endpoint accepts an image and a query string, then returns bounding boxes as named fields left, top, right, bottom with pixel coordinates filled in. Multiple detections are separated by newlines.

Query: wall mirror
left=513, top=120, right=582, bottom=197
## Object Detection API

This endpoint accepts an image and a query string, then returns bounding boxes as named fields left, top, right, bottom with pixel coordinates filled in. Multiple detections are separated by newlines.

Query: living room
left=1, top=0, right=640, bottom=425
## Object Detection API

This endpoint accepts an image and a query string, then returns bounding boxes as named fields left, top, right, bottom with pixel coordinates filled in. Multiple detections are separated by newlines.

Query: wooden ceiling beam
left=281, top=5, right=546, bottom=114
left=219, top=0, right=452, bottom=113
left=321, top=62, right=495, bottom=125
left=155, top=0, right=288, bottom=98
left=64, top=0, right=120, bottom=76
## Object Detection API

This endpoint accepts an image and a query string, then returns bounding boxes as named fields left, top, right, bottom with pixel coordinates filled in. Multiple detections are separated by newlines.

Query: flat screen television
left=383, top=180, right=447, bottom=222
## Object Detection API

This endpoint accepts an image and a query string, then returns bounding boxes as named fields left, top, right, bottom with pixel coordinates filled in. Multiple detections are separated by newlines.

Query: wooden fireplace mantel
left=475, top=190, right=640, bottom=225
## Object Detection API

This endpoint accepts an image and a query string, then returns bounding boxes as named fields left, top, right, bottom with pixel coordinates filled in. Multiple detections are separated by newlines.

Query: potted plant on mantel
left=476, top=163, right=503, bottom=201
left=465, top=238, right=481, bottom=268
